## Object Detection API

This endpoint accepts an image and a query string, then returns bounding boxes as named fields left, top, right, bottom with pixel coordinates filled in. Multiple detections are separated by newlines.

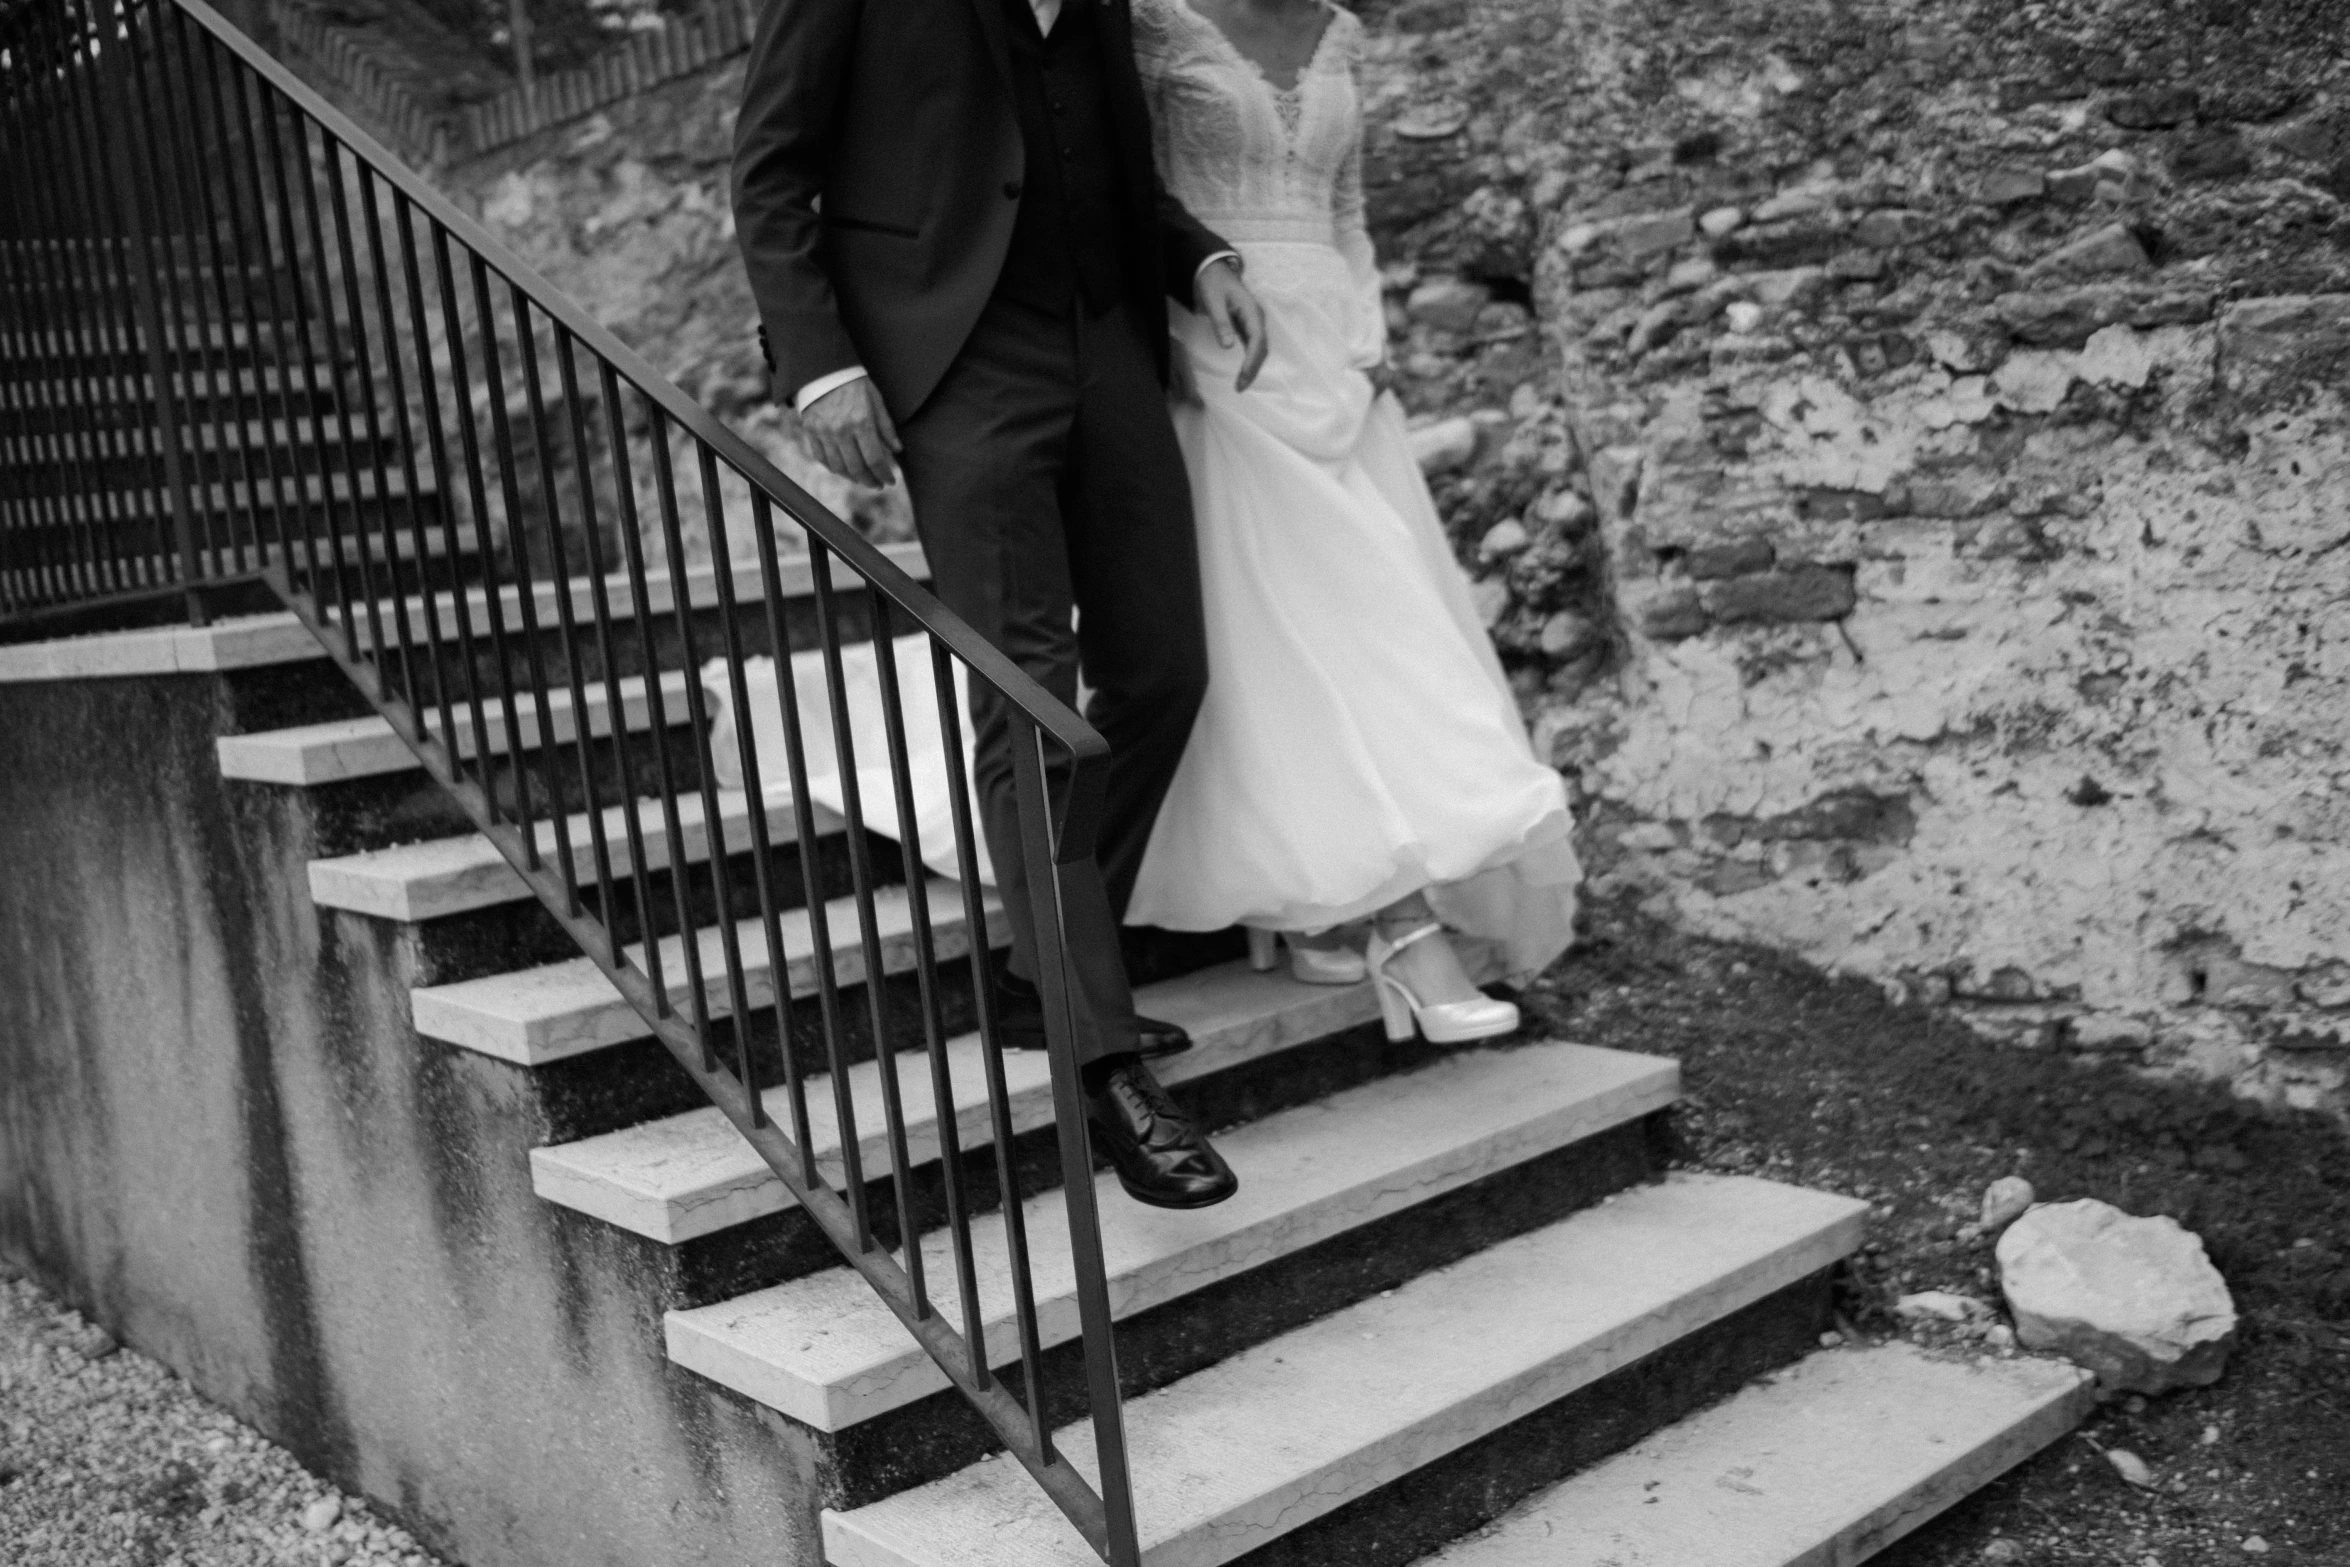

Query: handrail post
left=1013, top=719, right=1141, bottom=1567
left=97, top=0, right=209, bottom=625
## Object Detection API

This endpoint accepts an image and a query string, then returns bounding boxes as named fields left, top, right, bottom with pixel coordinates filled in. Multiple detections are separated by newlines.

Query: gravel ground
left=0, top=1272, right=442, bottom=1567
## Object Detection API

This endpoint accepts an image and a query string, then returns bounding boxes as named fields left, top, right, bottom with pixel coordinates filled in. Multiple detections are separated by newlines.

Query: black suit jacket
left=732, top=0, right=1229, bottom=419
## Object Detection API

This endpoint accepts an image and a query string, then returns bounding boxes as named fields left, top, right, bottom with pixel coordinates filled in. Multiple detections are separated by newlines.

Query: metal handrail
left=0, top=1, right=1140, bottom=1558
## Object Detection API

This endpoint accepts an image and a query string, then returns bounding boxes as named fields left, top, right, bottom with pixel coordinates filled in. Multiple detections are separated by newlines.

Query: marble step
left=820, top=1173, right=1872, bottom=1567
left=1417, top=1341, right=2095, bottom=1567
left=306, top=781, right=846, bottom=923
left=0, top=611, right=320, bottom=684
left=0, top=319, right=276, bottom=366
left=219, top=667, right=699, bottom=787
left=531, top=957, right=1418, bottom=1241
left=414, top=879, right=1003, bottom=1065
left=190, top=541, right=929, bottom=706
left=108, top=463, right=441, bottom=520
left=11, top=361, right=337, bottom=413
left=667, top=1040, right=1681, bottom=1432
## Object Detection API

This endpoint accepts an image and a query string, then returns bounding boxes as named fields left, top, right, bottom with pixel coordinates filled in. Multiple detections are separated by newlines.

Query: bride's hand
left=1197, top=258, right=1270, bottom=391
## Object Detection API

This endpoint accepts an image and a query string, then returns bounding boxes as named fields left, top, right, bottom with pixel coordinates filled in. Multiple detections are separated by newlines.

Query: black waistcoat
left=994, top=0, right=1128, bottom=315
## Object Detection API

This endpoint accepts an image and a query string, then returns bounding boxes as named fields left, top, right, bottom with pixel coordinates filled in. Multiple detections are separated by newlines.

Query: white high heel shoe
left=1366, top=921, right=1518, bottom=1044
left=1246, top=927, right=1368, bottom=986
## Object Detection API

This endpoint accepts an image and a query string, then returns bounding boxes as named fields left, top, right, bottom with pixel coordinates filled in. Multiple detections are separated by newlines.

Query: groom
left=732, top=0, right=1267, bottom=1208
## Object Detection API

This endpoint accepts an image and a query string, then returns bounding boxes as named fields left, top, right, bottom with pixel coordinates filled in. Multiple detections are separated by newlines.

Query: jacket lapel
left=965, top=0, right=1015, bottom=89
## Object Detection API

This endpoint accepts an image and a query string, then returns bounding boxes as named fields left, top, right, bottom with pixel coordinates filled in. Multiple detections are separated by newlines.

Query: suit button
left=1003, top=179, right=1023, bottom=199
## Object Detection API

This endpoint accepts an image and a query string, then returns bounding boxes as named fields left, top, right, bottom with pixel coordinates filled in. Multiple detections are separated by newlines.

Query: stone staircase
left=4, top=33, right=2094, bottom=1561
left=210, top=556, right=2098, bottom=1567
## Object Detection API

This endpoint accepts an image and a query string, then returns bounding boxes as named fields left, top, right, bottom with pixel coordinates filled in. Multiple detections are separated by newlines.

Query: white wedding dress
left=1123, top=0, right=1581, bottom=979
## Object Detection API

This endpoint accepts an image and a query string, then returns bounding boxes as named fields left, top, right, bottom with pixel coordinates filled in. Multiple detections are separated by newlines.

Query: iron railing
left=0, top=0, right=1142, bottom=1559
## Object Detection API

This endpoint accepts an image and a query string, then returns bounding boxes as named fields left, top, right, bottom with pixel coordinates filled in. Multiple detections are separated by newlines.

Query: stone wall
left=417, top=0, right=2349, bottom=1115
left=1354, top=0, right=2350, bottom=1115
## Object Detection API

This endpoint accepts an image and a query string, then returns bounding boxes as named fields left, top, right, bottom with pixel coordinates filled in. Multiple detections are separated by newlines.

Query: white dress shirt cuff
left=795, top=365, right=870, bottom=415
left=1195, top=250, right=1242, bottom=289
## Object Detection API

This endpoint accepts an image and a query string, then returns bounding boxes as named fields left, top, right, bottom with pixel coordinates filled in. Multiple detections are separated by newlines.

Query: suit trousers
left=897, top=293, right=1208, bottom=1064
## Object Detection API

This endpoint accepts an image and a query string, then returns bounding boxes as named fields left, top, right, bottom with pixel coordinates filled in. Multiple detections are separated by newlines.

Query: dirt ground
left=1522, top=899, right=2350, bottom=1567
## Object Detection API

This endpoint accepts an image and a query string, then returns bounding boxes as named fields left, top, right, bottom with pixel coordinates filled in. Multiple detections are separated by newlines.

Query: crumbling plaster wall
left=1353, top=0, right=2350, bottom=1112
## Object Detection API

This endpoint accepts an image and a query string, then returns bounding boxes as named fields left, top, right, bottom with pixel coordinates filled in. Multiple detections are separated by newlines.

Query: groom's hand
left=801, top=376, right=901, bottom=489
left=1198, top=259, right=1269, bottom=392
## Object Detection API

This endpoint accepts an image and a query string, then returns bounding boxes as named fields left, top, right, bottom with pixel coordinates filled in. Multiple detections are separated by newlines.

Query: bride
left=1123, top=0, right=1581, bottom=1045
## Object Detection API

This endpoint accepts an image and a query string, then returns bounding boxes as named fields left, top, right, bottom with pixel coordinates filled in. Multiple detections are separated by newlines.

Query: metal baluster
left=874, top=612, right=991, bottom=1381
left=3, top=30, right=87, bottom=606
left=394, top=199, right=494, bottom=799
left=98, top=0, right=204, bottom=618
left=681, top=453, right=770, bottom=1108
left=19, top=16, right=115, bottom=600
left=359, top=170, right=458, bottom=760
left=1011, top=717, right=1137, bottom=1560
left=191, top=28, right=298, bottom=574
left=324, top=140, right=417, bottom=710
left=600, top=370, right=680, bottom=1014
left=511, top=291, right=592, bottom=919
left=0, top=134, right=24, bottom=604
left=224, top=59, right=325, bottom=594
left=809, top=547, right=925, bottom=1300
left=255, top=80, right=363, bottom=620
left=147, top=2, right=252, bottom=582
left=161, top=2, right=265, bottom=581
left=433, top=238, right=538, bottom=822
left=555, top=337, right=642, bottom=966
left=934, top=642, right=1050, bottom=1429
left=26, top=6, right=122, bottom=601
left=118, top=0, right=223, bottom=591
left=791, top=538, right=869, bottom=1250
left=0, top=60, right=26, bottom=604
left=290, top=110, right=385, bottom=660
left=744, top=491, right=823, bottom=1187
left=466, top=257, right=555, bottom=871
left=641, top=411, right=722, bottom=1072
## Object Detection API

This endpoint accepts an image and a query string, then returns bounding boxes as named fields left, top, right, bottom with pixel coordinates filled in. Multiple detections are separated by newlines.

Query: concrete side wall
left=0, top=670, right=829, bottom=1567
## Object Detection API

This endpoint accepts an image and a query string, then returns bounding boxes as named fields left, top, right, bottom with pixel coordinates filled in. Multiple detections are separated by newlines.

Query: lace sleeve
left=1331, top=19, right=1386, bottom=369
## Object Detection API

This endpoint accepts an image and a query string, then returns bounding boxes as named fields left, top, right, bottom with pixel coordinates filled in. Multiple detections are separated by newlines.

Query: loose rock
left=1997, top=1199, right=2239, bottom=1394
left=1895, top=1289, right=1994, bottom=1323
left=1410, top=417, right=1480, bottom=476
left=1980, top=1175, right=2035, bottom=1231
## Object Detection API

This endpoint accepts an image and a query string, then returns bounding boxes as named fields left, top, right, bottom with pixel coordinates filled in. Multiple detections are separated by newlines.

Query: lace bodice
left=1133, top=0, right=1364, bottom=245
left=1133, top=0, right=1383, bottom=362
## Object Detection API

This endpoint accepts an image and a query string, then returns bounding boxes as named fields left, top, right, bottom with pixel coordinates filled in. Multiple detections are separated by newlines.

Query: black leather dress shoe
left=1086, top=1061, right=1238, bottom=1209
left=994, top=976, right=1193, bottom=1060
